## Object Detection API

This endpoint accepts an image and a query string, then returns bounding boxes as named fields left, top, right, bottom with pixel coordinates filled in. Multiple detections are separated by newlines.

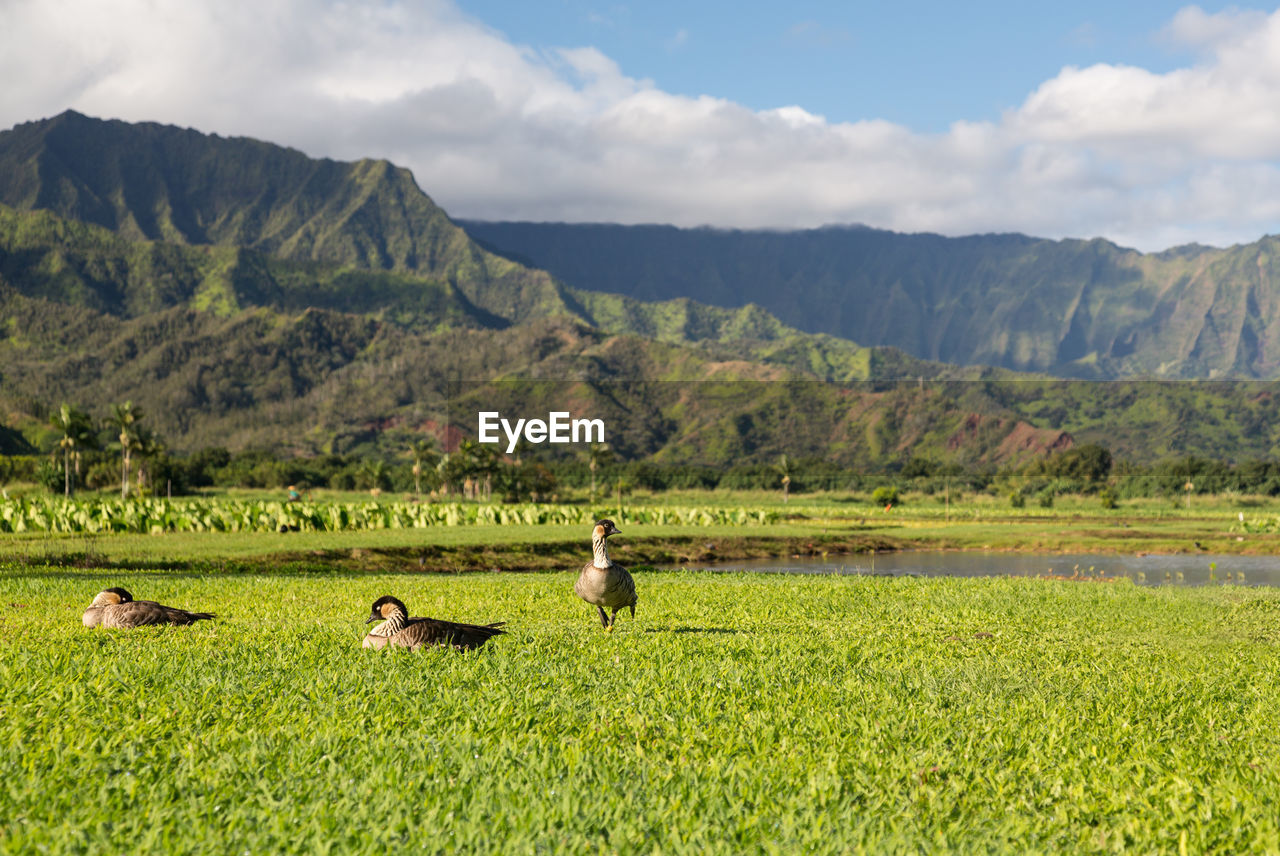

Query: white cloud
left=2, top=0, right=1280, bottom=251
left=1161, top=5, right=1270, bottom=51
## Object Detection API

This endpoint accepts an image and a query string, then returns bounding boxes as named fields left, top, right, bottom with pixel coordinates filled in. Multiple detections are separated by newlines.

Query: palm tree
left=453, top=440, right=479, bottom=499
left=435, top=453, right=452, bottom=497
left=49, top=404, right=97, bottom=497
left=358, top=459, right=388, bottom=496
left=407, top=438, right=439, bottom=501
left=132, top=426, right=164, bottom=496
left=614, top=476, right=631, bottom=527
left=107, top=402, right=144, bottom=499
left=474, top=444, right=500, bottom=501
left=455, top=440, right=499, bottom=501
left=775, top=454, right=793, bottom=504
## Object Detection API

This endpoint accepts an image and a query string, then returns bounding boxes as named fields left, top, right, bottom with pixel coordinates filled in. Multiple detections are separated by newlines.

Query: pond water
left=674, top=551, right=1280, bottom=587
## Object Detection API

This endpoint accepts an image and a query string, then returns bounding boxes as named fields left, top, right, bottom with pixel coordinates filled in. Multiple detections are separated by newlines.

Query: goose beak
left=365, top=615, right=379, bottom=624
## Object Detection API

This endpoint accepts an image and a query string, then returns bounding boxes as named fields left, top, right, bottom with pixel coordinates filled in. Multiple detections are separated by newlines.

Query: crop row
left=1232, top=515, right=1280, bottom=534
left=0, top=498, right=777, bottom=534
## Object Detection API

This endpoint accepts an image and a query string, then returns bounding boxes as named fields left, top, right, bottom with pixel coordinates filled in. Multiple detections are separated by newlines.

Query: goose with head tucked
left=82, top=587, right=132, bottom=628
left=574, top=519, right=637, bottom=631
left=362, top=596, right=505, bottom=651
left=83, top=587, right=215, bottom=628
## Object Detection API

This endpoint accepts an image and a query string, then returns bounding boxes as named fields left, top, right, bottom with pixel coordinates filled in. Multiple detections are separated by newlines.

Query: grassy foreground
left=3, top=569, right=1280, bottom=853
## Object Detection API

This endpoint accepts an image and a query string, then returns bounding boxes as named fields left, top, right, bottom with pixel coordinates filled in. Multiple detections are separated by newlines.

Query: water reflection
left=675, top=552, right=1280, bottom=587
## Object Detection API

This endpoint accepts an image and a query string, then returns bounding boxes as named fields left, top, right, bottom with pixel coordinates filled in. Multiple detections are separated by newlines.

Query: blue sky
left=3, top=0, right=1280, bottom=250
left=455, top=1, right=1217, bottom=130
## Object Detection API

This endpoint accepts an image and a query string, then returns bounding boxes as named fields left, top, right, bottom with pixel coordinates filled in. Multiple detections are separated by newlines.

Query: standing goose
left=83, top=587, right=215, bottom=628
left=575, top=519, right=637, bottom=631
left=362, top=596, right=505, bottom=651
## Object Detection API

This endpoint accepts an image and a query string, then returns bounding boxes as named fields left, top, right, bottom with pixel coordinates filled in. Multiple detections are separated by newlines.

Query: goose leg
left=596, top=605, right=610, bottom=629
left=607, top=607, right=618, bottom=632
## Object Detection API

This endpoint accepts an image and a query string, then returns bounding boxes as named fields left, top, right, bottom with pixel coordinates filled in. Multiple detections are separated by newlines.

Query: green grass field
left=4, top=567, right=1280, bottom=853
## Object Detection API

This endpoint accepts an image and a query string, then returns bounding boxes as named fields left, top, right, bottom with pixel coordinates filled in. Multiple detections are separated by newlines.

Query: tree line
left=44, top=401, right=158, bottom=499
left=12, top=410, right=1280, bottom=504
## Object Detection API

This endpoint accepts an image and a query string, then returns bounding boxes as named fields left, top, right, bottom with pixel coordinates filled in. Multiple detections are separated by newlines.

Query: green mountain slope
left=0, top=188, right=1032, bottom=463
left=0, top=110, right=575, bottom=322
left=461, top=221, right=1280, bottom=380
left=0, top=282, right=1079, bottom=465
left=11, top=111, right=1280, bottom=382
left=0, top=201, right=941, bottom=383
left=6, top=277, right=1278, bottom=465
left=0, top=204, right=510, bottom=328
left=0, top=112, right=1082, bottom=387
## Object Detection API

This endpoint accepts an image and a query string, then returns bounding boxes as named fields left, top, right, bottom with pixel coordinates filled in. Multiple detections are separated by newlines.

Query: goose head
left=367, top=595, right=409, bottom=624
left=593, top=519, right=621, bottom=539
left=89, top=587, right=134, bottom=608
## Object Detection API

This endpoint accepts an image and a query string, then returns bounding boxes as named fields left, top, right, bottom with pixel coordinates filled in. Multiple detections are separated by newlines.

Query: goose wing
left=392, top=617, right=506, bottom=651
left=102, top=601, right=171, bottom=628
left=602, top=564, right=637, bottom=608
left=102, top=600, right=215, bottom=628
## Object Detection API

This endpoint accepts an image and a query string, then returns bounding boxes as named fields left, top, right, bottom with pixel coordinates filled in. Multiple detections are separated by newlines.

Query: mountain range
left=1, top=110, right=1278, bottom=467
left=460, top=221, right=1280, bottom=379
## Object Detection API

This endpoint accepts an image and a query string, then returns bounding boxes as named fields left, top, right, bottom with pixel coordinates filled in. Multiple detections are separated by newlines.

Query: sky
left=2, top=0, right=1280, bottom=251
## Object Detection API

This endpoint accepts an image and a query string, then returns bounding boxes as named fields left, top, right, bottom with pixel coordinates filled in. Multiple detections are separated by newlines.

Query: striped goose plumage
left=574, top=519, right=637, bottom=631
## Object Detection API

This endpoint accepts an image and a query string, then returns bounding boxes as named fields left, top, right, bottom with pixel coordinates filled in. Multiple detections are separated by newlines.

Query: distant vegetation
left=0, top=497, right=775, bottom=535
left=10, top=422, right=1280, bottom=509
left=7, top=369, right=1280, bottom=480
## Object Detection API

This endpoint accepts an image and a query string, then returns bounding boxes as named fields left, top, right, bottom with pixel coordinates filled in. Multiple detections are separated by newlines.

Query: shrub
left=148, top=454, right=193, bottom=497
left=1099, top=487, right=1118, bottom=509
left=1009, top=491, right=1026, bottom=509
left=1038, top=489, right=1055, bottom=509
left=37, top=459, right=63, bottom=494
left=871, top=486, right=900, bottom=506
left=85, top=461, right=118, bottom=491
left=185, top=447, right=232, bottom=487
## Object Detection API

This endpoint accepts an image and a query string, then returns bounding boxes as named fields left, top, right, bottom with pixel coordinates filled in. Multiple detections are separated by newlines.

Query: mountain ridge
left=460, top=219, right=1280, bottom=379
left=0, top=199, right=936, bottom=384
left=0, top=110, right=580, bottom=323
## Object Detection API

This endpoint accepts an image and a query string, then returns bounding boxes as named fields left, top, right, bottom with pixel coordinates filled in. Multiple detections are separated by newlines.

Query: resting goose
left=83, top=587, right=215, bottom=628
left=362, top=595, right=505, bottom=651
left=574, top=519, right=637, bottom=631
